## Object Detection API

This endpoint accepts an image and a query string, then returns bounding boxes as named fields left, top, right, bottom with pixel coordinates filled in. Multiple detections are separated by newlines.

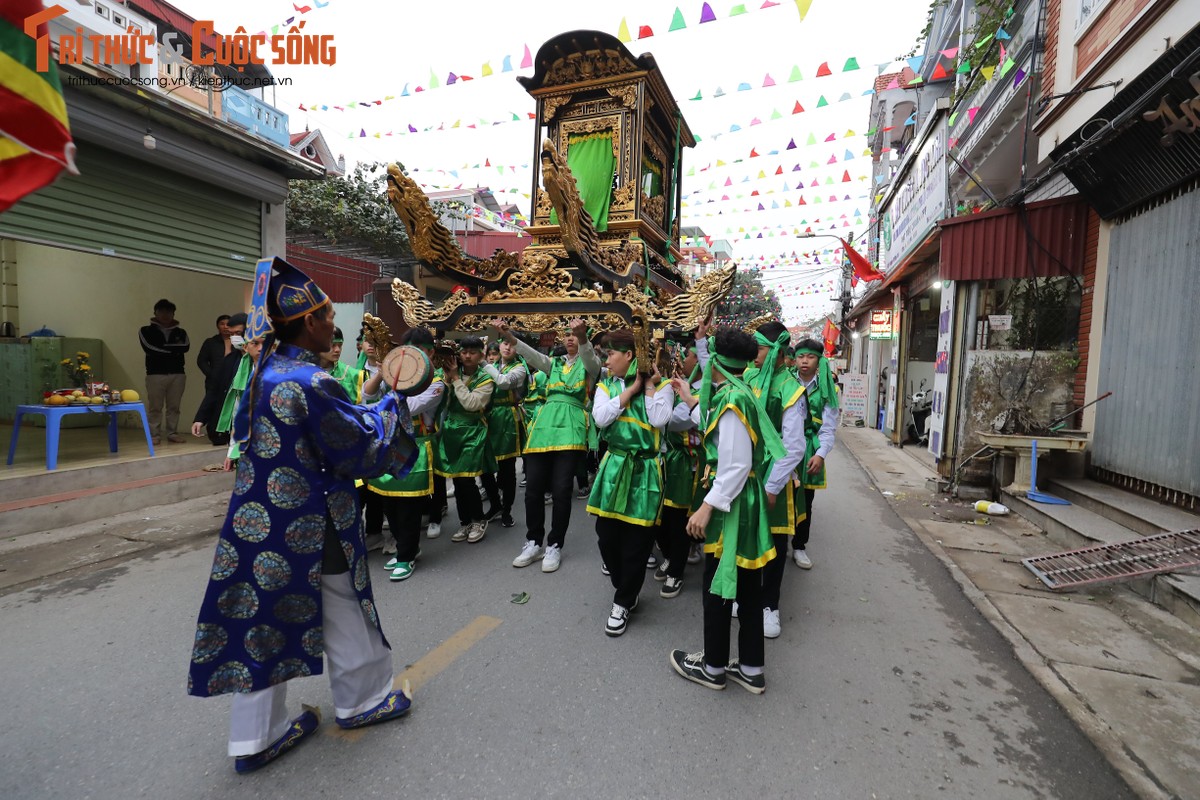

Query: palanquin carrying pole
left=383, top=30, right=735, bottom=364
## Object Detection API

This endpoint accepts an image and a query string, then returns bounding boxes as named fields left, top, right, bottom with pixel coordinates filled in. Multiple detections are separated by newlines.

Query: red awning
left=937, top=196, right=1089, bottom=281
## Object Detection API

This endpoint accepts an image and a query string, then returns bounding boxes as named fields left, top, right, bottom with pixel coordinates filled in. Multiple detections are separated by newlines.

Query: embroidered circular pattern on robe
left=207, top=660, right=253, bottom=694
left=301, top=626, right=323, bottom=657
left=293, top=437, right=321, bottom=472
left=320, top=410, right=361, bottom=450
left=284, top=514, right=325, bottom=554
left=313, top=372, right=341, bottom=399
left=267, top=466, right=310, bottom=510
left=191, top=623, right=228, bottom=664
left=307, top=561, right=323, bottom=590
left=233, top=458, right=256, bottom=496
left=341, top=540, right=355, bottom=570
left=217, top=582, right=259, bottom=619
left=360, top=598, right=378, bottom=627
left=327, top=490, right=358, bottom=531
left=243, top=624, right=287, bottom=662
left=252, top=551, right=292, bottom=592
left=251, top=417, right=281, bottom=459
left=270, top=658, right=312, bottom=685
left=272, top=359, right=301, bottom=375
left=273, top=593, right=318, bottom=624
left=353, top=557, right=368, bottom=592
left=232, top=502, right=271, bottom=543
left=270, top=381, right=308, bottom=426
left=211, top=539, right=239, bottom=581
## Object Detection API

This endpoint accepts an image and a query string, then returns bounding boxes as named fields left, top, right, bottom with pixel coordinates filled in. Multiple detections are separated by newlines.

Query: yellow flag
left=617, top=17, right=631, bottom=42
left=794, top=0, right=814, bottom=21
left=482, top=62, right=493, bottom=77
left=980, top=65, right=996, bottom=81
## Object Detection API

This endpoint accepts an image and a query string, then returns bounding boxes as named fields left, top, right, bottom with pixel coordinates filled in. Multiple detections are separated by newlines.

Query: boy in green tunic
left=586, top=329, right=674, bottom=636
left=481, top=337, right=527, bottom=528
left=668, top=329, right=785, bottom=694
left=495, top=318, right=600, bottom=573
left=319, top=327, right=360, bottom=402
left=743, top=321, right=809, bottom=640
left=792, top=338, right=840, bottom=570
left=435, top=337, right=497, bottom=544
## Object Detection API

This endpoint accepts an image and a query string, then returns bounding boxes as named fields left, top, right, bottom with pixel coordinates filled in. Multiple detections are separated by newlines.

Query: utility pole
left=838, top=231, right=855, bottom=357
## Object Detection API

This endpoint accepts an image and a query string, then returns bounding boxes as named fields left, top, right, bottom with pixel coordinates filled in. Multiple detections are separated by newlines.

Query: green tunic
left=744, top=365, right=808, bottom=533
left=523, top=369, right=545, bottom=426
left=699, top=382, right=776, bottom=571
left=486, top=360, right=524, bottom=461
left=586, top=378, right=664, bottom=527
left=662, top=389, right=700, bottom=510
left=436, top=369, right=497, bottom=478
left=523, top=356, right=589, bottom=453
left=801, top=373, right=832, bottom=490
left=326, top=360, right=358, bottom=401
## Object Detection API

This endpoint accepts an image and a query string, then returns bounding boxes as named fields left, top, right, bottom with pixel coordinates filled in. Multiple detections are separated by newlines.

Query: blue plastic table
left=7, top=402, right=156, bottom=470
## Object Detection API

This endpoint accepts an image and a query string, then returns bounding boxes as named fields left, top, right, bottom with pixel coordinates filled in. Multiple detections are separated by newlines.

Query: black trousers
left=206, top=425, right=230, bottom=446
left=654, top=505, right=691, bottom=579
left=761, top=533, right=792, bottom=610
left=361, top=486, right=383, bottom=535
left=377, top=496, right=425, bottom=562
left=523, top=450, right=581, bottom=549
left=702, top=554, right=765, bottom=670
left=575, top=452, right=590, bottom=489
left=794, top=488, right=817, bottom=548
left=596, top=516, right=656, bottom=609
left=452, top=476, right=484, bottom=526
left=429, top=476, right=447, bottom=524
left=480, top=459, right=515, bottom=514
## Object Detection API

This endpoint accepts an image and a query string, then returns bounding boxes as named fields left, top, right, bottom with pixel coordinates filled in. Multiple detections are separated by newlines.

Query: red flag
left=821, top=318, right=839, bottom=356
left=841, top=237, right=883, bottom=282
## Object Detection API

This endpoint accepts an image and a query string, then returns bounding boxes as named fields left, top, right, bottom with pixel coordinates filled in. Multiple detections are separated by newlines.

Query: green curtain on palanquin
left=642, top=155, right=663, bottom=197
left=551, top=131, right=614, bottom=232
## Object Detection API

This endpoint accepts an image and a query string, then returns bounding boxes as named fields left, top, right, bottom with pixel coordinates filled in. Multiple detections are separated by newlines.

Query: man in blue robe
left=187, top=258, right=418, bottom=773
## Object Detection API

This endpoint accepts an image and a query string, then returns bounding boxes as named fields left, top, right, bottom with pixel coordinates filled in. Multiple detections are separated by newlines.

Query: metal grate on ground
left=1022, top=529, right=1200, bottom=592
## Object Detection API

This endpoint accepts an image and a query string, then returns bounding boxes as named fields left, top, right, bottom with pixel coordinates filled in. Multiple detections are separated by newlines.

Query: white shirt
left=687, top=385, right=753, bottom=513
left=482, top=360, right=528, bottom=391
left=514, top=338, right=601, bottom=382
left=407, top=376, right=444, bottom=427
left=765, top=395, right=808, bottom=496
left=591, top=378, right=674, bottom=430
left=801, top=373, right=838, bottom=459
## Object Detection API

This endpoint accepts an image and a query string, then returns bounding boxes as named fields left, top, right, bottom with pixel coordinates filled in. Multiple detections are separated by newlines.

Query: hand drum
left=381, top=346, right=433, bottom=396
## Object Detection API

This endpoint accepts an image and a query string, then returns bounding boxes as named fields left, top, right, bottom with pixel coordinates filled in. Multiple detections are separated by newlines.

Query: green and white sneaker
left=388, top=562, right=414, bottom=582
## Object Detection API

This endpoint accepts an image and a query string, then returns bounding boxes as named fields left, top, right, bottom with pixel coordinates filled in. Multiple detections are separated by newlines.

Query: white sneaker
left=793, top=549, right=813, bottom=569
left=764, top=608, right=781, bottom=639
left=381, top=537, right=397, bottom=556
left=451, top=525, right=471, bottom=543
left=426, top=522, right=442, bottom=539
left=467, top=520, right=488, bottom=543
left=605, top=603, right=629, bottom=637
left=446, top=482, right=456, bottom=498
left=541, top=544, right=562, bottom=573
left=731, top=601, right=739, bottom=619
left=512, top=540, right=544, bottom=568
left=364, top=533, right=384, bottom=551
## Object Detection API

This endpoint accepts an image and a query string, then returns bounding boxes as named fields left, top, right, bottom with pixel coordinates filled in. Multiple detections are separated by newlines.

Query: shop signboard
left=928, top=281, right=956, bottom=458
left=869, top=310, right=893, bottom=339
left=841, top=373, right=869, bottom=421
left=879, top=123, right=947, bottom=275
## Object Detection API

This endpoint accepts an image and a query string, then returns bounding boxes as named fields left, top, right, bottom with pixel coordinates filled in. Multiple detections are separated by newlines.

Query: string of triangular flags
left=295, top=0, right=818, bottom=113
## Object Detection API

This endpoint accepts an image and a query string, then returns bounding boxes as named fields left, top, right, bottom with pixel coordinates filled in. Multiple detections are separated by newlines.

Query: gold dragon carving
left=743, top=313, right=776, bottom=334
left=390, top=279, right=474, bottom=329
left=385, top=164, right=520, bottom=282
left=543, top=48, right=639, bottom=87
left=543, top=94, right=573, bottom=122
left=656, top=265, right=737, bottom=330
left=605, top=84, right=638, bottom=109
left=482, top=251, right=600, bottom=301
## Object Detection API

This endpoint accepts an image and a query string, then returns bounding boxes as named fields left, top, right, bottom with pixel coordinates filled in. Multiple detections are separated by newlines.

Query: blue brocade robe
left=187, top=344, right=417, bottom=697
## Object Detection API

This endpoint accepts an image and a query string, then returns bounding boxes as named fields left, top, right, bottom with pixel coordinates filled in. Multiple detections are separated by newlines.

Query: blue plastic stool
left=7, top=402, right=155, bottom=470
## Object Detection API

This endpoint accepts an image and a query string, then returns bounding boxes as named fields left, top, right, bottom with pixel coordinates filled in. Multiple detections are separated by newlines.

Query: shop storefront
left=1052, top=27, right=1200, bottom=503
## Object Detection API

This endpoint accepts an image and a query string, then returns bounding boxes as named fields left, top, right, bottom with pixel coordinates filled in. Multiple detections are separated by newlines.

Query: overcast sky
left=190, top=0, right=932, bottom=322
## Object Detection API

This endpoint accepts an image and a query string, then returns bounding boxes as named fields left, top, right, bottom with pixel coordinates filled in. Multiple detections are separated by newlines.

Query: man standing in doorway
left=792, top=338, right=839, bottom=569
left=140, top=298, right=190, bottom=445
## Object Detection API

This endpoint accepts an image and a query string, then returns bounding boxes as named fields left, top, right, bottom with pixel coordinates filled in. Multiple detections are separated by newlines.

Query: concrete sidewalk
left=838, top=425, right=1200, bottom=800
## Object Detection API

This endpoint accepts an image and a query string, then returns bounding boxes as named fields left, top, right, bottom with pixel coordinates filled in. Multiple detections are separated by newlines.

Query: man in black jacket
left=139, top=298, right=190, bottom=444
left=191, top=313, right=246, bottom=445
left=196, top=314, right=232, bottom=394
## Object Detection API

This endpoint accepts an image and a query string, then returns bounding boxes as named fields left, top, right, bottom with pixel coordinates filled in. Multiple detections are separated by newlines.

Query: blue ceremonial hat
left=246, top=257, right=331, bottom=341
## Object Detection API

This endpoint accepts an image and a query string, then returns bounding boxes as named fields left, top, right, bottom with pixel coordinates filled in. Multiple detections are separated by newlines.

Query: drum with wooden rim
left=381, top=345, right=434, bottom=396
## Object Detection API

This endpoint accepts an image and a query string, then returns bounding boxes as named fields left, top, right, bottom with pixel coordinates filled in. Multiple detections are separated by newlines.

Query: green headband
left=795, top=345, right=823, bottom=356
left=752, top=329, right=790, bottom=398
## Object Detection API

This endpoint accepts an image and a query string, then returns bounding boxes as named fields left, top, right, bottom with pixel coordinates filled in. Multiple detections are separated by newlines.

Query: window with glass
left=975, top=276, right=1082, bottom=351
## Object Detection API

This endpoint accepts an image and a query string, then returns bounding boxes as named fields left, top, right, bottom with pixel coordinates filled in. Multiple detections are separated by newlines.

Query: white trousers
left=227, top=572, right=394, bottom=756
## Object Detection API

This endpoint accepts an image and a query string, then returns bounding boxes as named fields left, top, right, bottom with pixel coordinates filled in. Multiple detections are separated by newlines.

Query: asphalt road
left=0, top=448, right=1134, bottom=799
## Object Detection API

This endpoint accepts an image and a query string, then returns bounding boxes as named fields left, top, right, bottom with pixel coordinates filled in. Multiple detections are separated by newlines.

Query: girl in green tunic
left=434, top=337, right=497, bottom=544
left=586, top=330, right=675, bottom=636
left=495, top=318, right=600, bottom=574
left=792, top=337, right=841, bottom=570
left=482, top=338, right=528, bottom=528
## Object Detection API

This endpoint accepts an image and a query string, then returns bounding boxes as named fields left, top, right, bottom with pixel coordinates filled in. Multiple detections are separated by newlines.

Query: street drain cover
left=1022, top=529, right=1200, bottom=591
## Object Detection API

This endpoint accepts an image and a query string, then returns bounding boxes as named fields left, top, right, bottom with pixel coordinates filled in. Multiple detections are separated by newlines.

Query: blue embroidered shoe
left=335, top=689, right=412, bottom=729
left=234, top=705, right=321, bottom=774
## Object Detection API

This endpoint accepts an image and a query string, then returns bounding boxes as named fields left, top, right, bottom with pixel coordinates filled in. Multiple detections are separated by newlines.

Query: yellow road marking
left=327, top=615, right=503, bottom=742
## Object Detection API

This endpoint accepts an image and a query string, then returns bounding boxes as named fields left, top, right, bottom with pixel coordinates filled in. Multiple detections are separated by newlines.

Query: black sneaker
left=576, top=485, right=590, bottom=499
left=653, top=559, right=671, bottom=581
left=500, top=513, right=515, bottom=528
left=669, top=650, right=725, bottom=690
left=726, top=660, right=766, bottom=694
left=483, top=506, right=500, bottom=521
left=660, top=576, right=683, bottom=598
